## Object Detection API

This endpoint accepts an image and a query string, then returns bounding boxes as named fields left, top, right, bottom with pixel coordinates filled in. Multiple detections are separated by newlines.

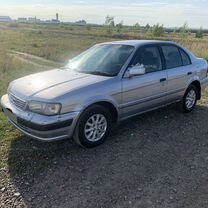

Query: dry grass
left=0, top=22, right=208, bottom=208
left=177, top=39, right=208, bottom=60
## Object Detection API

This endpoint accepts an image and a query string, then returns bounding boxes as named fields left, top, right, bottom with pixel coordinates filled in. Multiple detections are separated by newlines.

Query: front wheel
left=178, top=85, right=198, bottom=113
left=73, top=105, right=112, bottom=148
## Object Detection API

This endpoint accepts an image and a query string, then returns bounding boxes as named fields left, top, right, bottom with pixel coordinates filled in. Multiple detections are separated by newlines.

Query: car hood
left=9, top=69, right=112, bottom=100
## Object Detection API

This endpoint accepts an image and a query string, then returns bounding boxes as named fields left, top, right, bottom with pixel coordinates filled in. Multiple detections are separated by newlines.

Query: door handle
left=160, top=78, right=166, bottom=82
left=187, top=72, right=192, bottom=75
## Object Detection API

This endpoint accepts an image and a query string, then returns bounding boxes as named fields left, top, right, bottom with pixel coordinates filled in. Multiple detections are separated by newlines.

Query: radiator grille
left=9, top=94, right=26, bottom=110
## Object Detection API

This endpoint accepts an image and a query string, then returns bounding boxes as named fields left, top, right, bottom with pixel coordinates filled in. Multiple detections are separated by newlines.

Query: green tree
left=179, top=21, right=189, bottom=38
left=195, top=27, right=203, bottom=39
left=145, top=24, right=151, bottom=30
left=116, top=21, right=123, bottom=33
left=144, top=23, right=152, bottom=34
left=105, top=16, right=115, bottom=34
left=152, top=24, right=164, bottom=37
left=133, top=23, right=140, bottom=32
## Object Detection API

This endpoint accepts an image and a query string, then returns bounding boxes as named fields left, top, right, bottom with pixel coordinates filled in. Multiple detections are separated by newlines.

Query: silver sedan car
left=1, top=40, right=208, bottom=147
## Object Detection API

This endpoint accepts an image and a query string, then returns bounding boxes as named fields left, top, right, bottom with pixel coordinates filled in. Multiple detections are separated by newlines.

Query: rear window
left=179, top=49, right=191, bottom=66
left=161, top=45, right=183, bottom=69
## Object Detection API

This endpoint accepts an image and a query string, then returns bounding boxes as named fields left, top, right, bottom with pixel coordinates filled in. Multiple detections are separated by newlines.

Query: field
left=1, top=23, right=208, bottom=207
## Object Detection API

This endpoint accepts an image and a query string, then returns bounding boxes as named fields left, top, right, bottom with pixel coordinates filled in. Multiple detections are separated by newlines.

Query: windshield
left=65, top=44, right=134, bottom=76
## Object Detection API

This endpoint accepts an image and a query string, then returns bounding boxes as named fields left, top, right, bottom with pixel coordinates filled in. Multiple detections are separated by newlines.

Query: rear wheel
left=178, top=85, right=198, bottom=113
left=74, top=105, right=112, bottom=148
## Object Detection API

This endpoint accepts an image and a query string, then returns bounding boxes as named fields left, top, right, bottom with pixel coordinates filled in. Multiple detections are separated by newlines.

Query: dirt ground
left=1, top=103, right=208, bottom=208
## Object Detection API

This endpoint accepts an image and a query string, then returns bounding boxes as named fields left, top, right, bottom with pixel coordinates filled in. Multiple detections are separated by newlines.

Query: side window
left=161, top=45, right=182, bottom=69
left=179, top=49, right=191, bottom=66
left=131, top=46, right=162, bottom=73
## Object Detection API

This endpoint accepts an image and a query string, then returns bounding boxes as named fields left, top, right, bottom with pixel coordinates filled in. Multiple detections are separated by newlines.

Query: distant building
left=75, top=20, right=87, bottom=25
left=51, top=19, right=59, bottom=23
left=28, top=17, right=40, bottom=23
left=0, top=16, right=12, bottom=22
left=44, top=19, right=60, bottom=24
left=44, top=13, right=60, bottom=24
left=28, top=17, right=36, bottom=22
left=17, top=17, right=27, bottom=23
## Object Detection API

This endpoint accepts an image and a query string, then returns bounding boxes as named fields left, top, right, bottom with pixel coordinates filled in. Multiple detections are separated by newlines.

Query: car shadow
left=7, top=104, right=208, bottom=207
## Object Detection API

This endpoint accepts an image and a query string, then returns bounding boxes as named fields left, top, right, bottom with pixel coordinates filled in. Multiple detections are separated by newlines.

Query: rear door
left=121, top=45, right=168, bottom=119
left=161, top=44, right=194, bottom=103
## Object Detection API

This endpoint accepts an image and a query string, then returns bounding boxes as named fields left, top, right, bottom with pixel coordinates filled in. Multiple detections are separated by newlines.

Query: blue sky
left=1, top=0, right=208, bottom=28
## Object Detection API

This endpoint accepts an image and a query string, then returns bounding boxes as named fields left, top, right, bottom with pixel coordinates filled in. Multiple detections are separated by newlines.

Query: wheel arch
left=78, top=99, right=119, bottom=124
left=92, top=101, right=118, bottom=123
left=189, top=80, right=201, bottom=100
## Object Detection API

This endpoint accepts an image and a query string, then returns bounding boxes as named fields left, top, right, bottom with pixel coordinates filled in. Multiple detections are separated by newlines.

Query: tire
left=73, top=105, right=112, bottom=148
left=178, top=85, right=198, bottom=113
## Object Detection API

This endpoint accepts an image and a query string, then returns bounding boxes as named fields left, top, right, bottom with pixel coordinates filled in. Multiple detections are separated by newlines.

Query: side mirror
left=127, top=65, right=145, bottom=78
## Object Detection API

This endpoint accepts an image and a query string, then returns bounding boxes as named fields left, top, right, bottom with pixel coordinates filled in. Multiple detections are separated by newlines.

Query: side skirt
left=119, top=99, right=182, bottom=121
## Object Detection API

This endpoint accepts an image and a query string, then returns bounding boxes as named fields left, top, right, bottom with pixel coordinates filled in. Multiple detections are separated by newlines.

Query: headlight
left=28, top=101, right=61, bottom=115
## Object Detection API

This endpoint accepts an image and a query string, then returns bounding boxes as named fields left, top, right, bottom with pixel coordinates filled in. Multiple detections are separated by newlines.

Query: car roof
left=99, top=40, right=177, bottom=47
left=97, top=40, right=196, bottom=62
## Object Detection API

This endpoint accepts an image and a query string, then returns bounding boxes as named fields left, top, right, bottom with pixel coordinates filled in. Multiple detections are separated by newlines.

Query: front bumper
left=0, top=94, right=80, bottom=141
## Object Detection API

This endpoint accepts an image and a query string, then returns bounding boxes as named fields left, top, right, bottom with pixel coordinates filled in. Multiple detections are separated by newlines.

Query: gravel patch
left=1, top=104, right=208, bottom=207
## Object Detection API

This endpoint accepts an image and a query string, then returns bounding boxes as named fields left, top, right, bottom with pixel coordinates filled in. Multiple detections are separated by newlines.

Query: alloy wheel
left=84, top=114, right=107, bottom=142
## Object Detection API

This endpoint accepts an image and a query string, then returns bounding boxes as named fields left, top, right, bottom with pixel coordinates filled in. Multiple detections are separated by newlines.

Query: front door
left=121, top=46, right=167, bottom=119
